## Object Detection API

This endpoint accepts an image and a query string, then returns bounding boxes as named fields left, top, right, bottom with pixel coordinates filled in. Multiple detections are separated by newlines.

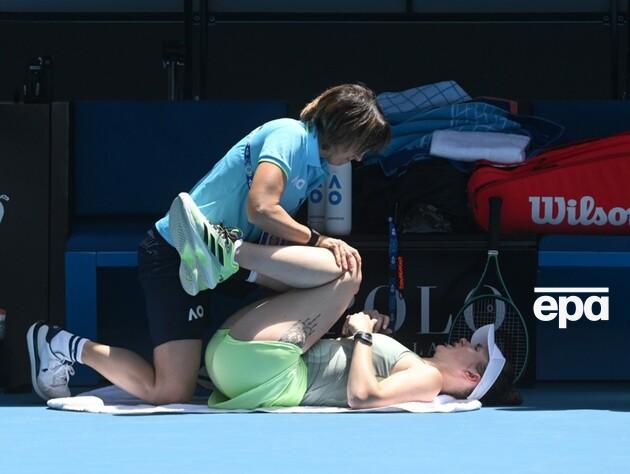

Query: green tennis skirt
left=205, top=329, right=308, bottom=409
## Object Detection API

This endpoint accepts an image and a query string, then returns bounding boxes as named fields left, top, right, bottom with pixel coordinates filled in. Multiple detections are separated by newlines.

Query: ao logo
left=309, top=185, right=324, bottom=204
left=310, top=176, right=344, bottom=205
left=328, top=175, right=343, bottom=205
left=188, top=305, right=205, bottom=321
left=533, top=287, right=609, bottom=329
left=0, top=195, right=9, bottom=224
left=291, top=177, right=306, bottom=190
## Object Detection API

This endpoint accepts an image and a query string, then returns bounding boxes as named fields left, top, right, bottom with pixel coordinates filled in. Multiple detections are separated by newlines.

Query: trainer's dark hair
left=300, top=83, right=391, bottom=155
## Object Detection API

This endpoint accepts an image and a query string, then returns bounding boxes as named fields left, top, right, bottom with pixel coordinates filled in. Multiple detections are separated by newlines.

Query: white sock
left=74, top=338, right=88, bottom=364
left=50, top=328, right=90, bottom=364
left=233, top=238, right=243, bottom=263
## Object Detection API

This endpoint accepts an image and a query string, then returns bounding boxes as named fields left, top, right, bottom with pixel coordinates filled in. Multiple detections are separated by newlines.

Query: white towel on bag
left=430, top=130, right=530, bottom=163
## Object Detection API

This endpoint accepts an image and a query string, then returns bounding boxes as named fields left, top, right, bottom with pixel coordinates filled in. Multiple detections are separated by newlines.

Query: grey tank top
left=300, top=334, right=417, bottom=407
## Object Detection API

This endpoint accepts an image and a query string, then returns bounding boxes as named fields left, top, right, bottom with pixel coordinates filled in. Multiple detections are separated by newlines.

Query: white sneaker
left=26, top=322, right=75, bottom=401
left=168, top=193, right=241, bottom=296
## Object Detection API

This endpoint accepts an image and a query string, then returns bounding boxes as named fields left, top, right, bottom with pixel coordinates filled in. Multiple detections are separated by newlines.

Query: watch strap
left=307, top=227, right=321, bottom=246
left=353, top=331, right=373, bottom=346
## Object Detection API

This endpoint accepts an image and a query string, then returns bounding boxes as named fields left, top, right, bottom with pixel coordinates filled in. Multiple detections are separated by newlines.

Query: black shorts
left=138, top=227, right=255, bottom=348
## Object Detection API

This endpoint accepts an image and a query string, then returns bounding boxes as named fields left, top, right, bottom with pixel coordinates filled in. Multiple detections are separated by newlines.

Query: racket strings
left=449, top=296, right=527, bottom=382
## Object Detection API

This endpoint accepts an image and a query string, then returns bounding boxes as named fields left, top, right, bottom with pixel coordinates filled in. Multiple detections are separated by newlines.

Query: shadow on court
left=0, top=390, right=45, bottom=407
left=497, top=382, right=630, bottom=412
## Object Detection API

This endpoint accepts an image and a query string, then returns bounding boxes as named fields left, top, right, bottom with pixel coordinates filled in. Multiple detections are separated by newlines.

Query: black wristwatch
left=307, top=227, right=321, bottom=246
left=353, top=331, right=373, bottom=346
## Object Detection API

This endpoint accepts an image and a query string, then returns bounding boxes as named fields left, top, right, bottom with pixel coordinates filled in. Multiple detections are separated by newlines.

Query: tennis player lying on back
left=171, top=195, right=519, bottom=409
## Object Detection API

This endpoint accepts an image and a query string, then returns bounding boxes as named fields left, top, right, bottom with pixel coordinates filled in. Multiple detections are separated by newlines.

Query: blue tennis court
left=2, top=382, right=629, bottom=474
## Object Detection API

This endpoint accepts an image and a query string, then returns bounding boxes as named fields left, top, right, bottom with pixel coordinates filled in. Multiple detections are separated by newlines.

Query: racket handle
left=388, top=216, right=398, bottom=332
left=488, top=197, right=502, bottom=251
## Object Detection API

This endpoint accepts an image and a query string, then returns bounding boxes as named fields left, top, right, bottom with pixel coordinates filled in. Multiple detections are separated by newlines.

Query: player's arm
left=347, top=343, right=442, bottom=409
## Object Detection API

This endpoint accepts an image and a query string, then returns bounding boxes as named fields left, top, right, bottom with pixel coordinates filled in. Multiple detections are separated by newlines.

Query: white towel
left=47, top=385, right=480, bottom=415
left=430, top=130, right=530, bottom=164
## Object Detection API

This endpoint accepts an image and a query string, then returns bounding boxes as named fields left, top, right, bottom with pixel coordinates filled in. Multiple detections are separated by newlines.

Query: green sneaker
left=168, top=192, right=241, bottom=295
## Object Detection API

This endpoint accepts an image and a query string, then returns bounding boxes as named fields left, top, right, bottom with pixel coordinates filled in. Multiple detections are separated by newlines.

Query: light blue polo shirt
left=155, top=118, right=328, bottom=244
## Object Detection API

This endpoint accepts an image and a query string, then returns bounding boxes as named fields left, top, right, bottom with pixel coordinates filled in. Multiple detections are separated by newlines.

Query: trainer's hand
left=316, top=235, right=362, bottom=272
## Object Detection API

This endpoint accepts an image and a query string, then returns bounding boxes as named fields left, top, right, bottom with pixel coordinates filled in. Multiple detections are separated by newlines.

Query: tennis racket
left=447, top=197, right=529, bottom=383
left=388, top=216, right=398, bottom=333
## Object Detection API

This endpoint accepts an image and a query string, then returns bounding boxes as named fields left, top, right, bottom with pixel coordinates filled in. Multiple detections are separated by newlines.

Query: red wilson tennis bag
left=468, top=133, right=630, bottom=234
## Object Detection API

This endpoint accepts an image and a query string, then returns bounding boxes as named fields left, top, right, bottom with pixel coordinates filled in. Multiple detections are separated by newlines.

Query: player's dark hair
left=479, top=361, right=522, bottom=406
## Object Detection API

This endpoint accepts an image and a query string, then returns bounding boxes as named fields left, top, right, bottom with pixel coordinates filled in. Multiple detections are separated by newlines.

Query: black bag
left=353, top=159, right=475, bottom=234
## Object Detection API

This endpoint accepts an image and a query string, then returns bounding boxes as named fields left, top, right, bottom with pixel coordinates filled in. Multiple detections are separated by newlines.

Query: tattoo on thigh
left=279, top=314, right=322, bottom=349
